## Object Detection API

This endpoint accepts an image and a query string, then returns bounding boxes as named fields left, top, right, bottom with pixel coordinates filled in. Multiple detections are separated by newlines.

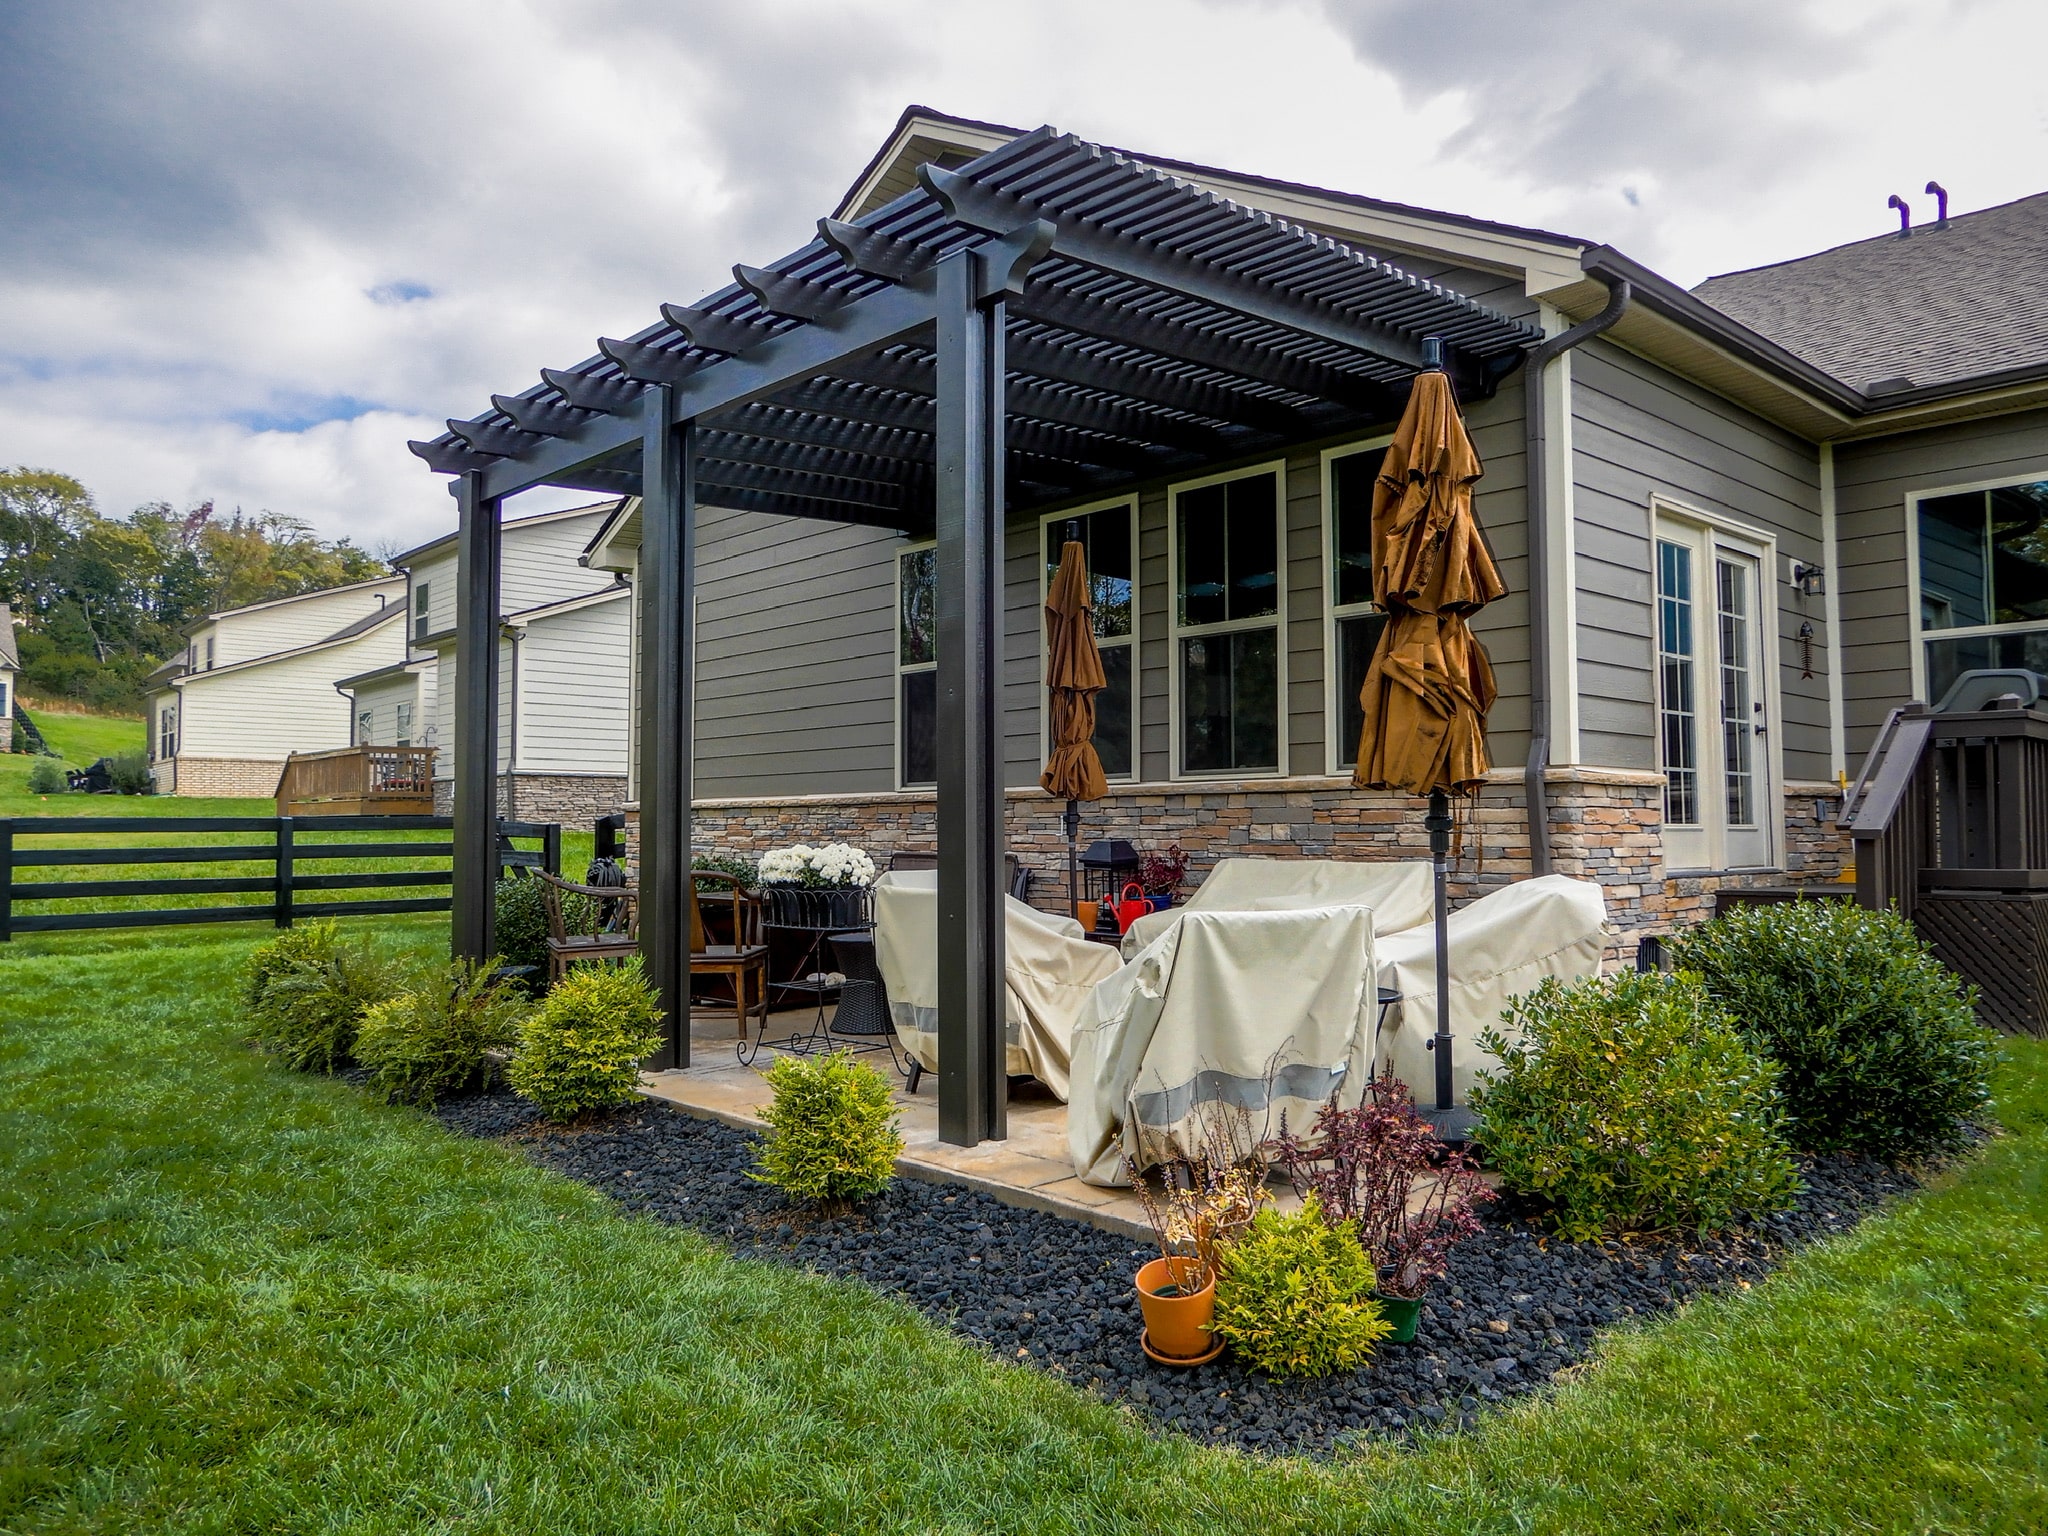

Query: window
left=1041, top=500, right=1136, bottom=778
left=1917, top=477, right=2048, bottom=703
left=395, top=702, right=413, bottom=747
left=1657, top=539, right=1699, bottom=826
left=158, top=704, right=177, bottom=761
left=896, top=543, right=936, bottom=786
left=357, top=708, right=373, bottom=745
left=205, top=637, right=215, bottom=670
left=1171, top=464, right=1284, bottom=776
left=1324, top=442, right=1392, bottom=770
left=414, top=581, right=431, bottom=643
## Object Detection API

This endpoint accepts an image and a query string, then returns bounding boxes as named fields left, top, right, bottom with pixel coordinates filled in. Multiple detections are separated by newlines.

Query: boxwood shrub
left=1672, top=899, right=1995, bottom=1158
left=1211, top=1196, right=1391, bottom=1378
left=355, top=958, right=529, bottom=1105
left=750, top=1050, right=903, bottom=1206
left=494, top=877, right=596, bottom=994
left=1473, top=971, right=1800, bottom=1240
left=509, top=959, right=666, bottom=1121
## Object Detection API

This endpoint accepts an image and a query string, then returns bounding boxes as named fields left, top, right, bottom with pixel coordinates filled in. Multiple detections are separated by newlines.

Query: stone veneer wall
left=640, top=770, right=1854, bottom=963
left=431, top=773, right=630, bottom=824
left=169, top=755, right=284, bottom=798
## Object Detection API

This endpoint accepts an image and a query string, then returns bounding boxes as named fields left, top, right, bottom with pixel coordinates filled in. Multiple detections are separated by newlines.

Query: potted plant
left=1125, top=1124, right=1267, bottom=1365
left=755, top=841, right=878, bottom=930
left=1267, top=1070, right=1492, bottom=1342
left=1139, top=844, right=1189, bottom=912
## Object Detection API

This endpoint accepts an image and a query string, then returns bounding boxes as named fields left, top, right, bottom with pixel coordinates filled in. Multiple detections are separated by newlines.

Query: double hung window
left=1041, top=500, right=1136, bottom=778
left=1916, top=477, right=2048, bottom=703
left=414, top=582, right=432, bottom=643
left=1171, top=465, right=1284, bottom=776
left=1324, top=443, right=1392, bottom=770
left=396, top=702, right=413, bottom=747
left=896, top=543, right=937, bottom=787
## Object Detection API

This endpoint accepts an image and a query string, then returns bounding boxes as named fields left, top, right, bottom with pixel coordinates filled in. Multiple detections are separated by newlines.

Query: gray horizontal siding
left=1570, top=341, right=1826, bottom=780
left=1834, top=407, right=2048, bottom=755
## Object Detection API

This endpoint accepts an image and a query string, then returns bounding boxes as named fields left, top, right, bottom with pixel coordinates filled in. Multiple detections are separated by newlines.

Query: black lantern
left=1077, top=838, right=1142, bottom=905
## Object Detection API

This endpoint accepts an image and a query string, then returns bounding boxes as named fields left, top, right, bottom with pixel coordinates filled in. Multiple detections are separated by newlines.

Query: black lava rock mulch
left=432, top=1088, right=1926, bottom=1457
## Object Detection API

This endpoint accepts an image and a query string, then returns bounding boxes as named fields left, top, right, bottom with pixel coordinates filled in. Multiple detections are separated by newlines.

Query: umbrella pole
left=1424, top=788, right=1473, bottom=1141
left=1064, top=798, right=1081, bottom=923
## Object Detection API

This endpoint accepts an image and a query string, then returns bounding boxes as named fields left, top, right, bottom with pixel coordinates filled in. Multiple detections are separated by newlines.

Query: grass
left=2, top=922, right=2045, bottom=1534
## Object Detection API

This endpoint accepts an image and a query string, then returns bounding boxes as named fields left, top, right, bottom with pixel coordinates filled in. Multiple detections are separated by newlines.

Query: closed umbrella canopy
left=1041, top=541, right=1109, bottom=803
left=1353, top=370, right=1505, bottom=797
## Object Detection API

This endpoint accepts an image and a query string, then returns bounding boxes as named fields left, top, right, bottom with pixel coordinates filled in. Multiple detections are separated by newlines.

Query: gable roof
left=1692, top=192, right=2048, bottom=398
left=389, top=499, right=624, bottom=568
left=173, top=602, right=403, bottom=687
left=192, top=574, right=403, bottom=630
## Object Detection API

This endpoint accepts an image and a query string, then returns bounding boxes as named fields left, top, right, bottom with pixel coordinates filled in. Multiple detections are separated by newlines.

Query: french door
left=1655, top=519, right=1776, bottom=870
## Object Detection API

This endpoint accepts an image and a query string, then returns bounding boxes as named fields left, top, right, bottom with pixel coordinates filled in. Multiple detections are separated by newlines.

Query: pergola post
left=934, top=247, right=1008, bottom=1145
left=638, top=392, right=695, bottom=1069
left=451, top=469, right=501, bottom=962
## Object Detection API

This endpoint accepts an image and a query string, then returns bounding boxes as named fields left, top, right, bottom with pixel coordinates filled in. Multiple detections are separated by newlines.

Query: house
left=147, top=577, right=407, bottom=796
left=410, top=107, right=2048, bottom=1054
left=0, top=601, right=19, bottom=731
left=391, top=500, right=631, bottom=821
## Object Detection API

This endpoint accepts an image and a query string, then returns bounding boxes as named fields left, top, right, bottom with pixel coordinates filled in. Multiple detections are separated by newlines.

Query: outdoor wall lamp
left=1791, top=561, right=1826, bottom=597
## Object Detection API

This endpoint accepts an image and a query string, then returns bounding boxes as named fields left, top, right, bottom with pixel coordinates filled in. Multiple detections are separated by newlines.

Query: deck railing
left=276, top=746, right=436, bottom=814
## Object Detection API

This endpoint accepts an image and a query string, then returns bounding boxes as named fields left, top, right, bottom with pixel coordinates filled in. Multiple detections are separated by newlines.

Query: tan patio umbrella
left=1042, top=539, right=1109, bottom=922
left=1352, top=356, right=1505, bottom=1131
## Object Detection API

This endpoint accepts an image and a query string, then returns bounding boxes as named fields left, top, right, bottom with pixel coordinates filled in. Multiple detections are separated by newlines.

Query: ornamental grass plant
left=1672, top=899, right=1996, bottom=1159
left=750, top=1049, right=903, bottom=1206
left=1473, top=971, right=1800, bottom=1240
left=243, top=921, right=397, bottom=1072
left=354, top=957, right=529, bottom=1106
left=1210, top=1195, right=1392, bottom=1378
left=508, top=959, right=665, bottom=1121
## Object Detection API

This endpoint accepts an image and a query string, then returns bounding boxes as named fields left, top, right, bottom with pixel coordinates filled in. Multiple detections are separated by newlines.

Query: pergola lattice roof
left=412, top=125, right=1541, bottom=531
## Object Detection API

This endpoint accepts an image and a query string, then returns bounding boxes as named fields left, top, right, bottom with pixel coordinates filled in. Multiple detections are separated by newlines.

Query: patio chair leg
left=905, top=1058, right=923, bottom=1095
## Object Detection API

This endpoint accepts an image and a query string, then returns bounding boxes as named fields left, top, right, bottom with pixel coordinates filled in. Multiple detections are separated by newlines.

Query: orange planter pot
left=1135, top=1256, right=1218, bottom=1362
left=1076, top=900, right=1100, bottom=932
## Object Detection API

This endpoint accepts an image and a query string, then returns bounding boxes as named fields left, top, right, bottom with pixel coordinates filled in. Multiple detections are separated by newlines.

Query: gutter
left=1523, top=272, right=1632, bottom=876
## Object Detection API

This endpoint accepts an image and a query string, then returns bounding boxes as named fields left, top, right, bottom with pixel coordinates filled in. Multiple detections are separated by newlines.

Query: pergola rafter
left=411, top=124, right=1540, bottom=1149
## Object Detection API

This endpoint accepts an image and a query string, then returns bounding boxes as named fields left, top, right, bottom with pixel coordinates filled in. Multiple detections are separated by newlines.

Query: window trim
left=1166, top=460, right=1290, bottom=781
left=1319, top=435, right=1396, bottom=777
left=1649, top=495, right=1784, bottom=872
left=1905, top=469, right=2048, bottom=704
left=1037, top=495, right=1141, bottom=783
left=893, top=538, right=937, bottom=789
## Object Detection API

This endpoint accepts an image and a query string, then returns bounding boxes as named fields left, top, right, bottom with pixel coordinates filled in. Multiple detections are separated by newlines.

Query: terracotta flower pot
left=1076, top=900, right=1099, bottom=931
left=1135, top=1256, right=1217, bottom=1361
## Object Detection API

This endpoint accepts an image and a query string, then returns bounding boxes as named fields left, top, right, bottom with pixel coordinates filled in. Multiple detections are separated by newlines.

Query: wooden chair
left=535, top=869, right=639, bottom=983
left=690, top=871, right=771, bottom=1043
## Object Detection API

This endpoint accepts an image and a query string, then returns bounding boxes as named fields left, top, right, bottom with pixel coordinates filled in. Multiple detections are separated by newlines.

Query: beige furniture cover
left=1068, top=905, right=1377, bottom=1187
left=1118, top=857, right=1434, bottom=959
left=1373, top=874, right=1609, bottom=1104
left=871, top=869, right=1123, bottom=1100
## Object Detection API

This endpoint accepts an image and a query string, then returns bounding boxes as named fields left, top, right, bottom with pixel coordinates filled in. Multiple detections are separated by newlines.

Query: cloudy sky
left=4, top=0, right=2044, bottom=553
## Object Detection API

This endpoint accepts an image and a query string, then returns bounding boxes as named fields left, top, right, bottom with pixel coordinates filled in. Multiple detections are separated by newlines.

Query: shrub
left=493, top=876, right=596, bottom=992
left=692, top=852, right=759, bottom=889
left=355, top=959, right=529, bottom=1105
left=1474, top=971, right=1800, bottom=1240
left=244, top=921, right=396, bottom=1071
left=750, top=1050, right=903, bottom=1205
left=1210, top=1196, right=1391, bottom=1378
left=27, top=756, right=67, bottom=793
left=1672, top=900, right=1996, bottom=1159
left=108, top=752, right=152, bottom=794
left=1268, top=1070, right=1493, bottom=1298
left=509, top=959, right=666, bottom=1121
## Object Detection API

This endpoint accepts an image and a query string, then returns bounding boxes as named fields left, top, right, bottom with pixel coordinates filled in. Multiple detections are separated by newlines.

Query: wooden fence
left=0, top=815, right=559, bottom=940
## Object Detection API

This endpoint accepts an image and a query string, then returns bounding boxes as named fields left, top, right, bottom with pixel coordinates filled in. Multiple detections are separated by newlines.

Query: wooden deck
left=276, top=745, right=435, bottom=816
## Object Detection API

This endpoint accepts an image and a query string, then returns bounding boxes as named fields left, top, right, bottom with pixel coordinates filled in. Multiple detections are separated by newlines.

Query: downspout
left=503, top=623, right=521, bottom=821
left=1523, top=273, right=1631, bottom=875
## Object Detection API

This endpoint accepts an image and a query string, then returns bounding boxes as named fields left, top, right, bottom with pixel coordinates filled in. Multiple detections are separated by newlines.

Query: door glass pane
left=899, top=547, right=935, bottom=666
left=1657, top=539, right=1699, bottom=826
left=1045, top=506, right=1133, bottom=640
left=1335, top=611, right=1389, bottom=769
left=1095, top=643, right=1133, bottom=777
left=1717, top=557, right=1756, bottom=827
left=1181, top=629, right=1278, bottom=773
left=1331, top=449, right=1385, bottom=609
left=900, top=669, right=936, bottom=785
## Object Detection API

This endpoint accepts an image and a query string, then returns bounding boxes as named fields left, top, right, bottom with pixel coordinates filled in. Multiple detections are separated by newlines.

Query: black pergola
left=412, top=125, right=1540, bottom=1147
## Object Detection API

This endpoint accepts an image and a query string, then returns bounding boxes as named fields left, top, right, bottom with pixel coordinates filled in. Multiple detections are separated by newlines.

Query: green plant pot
left=1376, top=1294, right=1421, bottom=1343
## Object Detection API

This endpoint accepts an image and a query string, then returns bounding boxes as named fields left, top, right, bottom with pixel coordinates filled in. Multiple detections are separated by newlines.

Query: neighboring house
left=0, top=601, right=19, bottom=729
left=430, top=108, right=2048, bottom=953
left=147, top=578, right=406, bottom=795
left=393, top=500, right=631, bottom=821
left=335, top=654, right=436, bottom=750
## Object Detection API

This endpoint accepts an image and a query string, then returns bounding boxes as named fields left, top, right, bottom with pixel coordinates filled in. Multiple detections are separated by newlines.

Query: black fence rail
left=0, top=815, right=560, bottom=940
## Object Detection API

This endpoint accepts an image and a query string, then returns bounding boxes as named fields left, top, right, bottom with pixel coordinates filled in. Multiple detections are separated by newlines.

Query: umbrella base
left=1420, top=1104, right=1478, bottom=1145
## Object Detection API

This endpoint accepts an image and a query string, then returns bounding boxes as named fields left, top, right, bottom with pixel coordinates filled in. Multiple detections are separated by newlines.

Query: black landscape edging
left=428, top=1085, right=1928, bottom=1458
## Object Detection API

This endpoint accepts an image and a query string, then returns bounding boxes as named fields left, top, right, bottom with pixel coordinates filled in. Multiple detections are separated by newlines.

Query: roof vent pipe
left=1888, top=194, right=1911, bottom=237
left=1926, top=180, right=1949, bottom=229
left=1522, top=272, right=1631, bottom=877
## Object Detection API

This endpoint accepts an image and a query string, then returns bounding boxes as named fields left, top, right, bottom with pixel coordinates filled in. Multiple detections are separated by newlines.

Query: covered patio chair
left=1069, top=903, right=1377, bottom=1186
left=870, top=869, right=1122, bottom=1098
left=1117, top=856, right=1434, bottom=958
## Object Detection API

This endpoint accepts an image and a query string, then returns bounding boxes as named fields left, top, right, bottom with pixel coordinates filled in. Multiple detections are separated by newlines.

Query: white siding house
left=394, top=501, right=631, bottom=821
left=0, top=601, right=19, bottom=729
left=148, top=577, right=408, bottom=796
left=337, top=655, right=436, bottom=749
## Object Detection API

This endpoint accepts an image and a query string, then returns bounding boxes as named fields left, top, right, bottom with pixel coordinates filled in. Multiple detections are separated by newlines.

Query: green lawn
left=2, top=923, right=2044, bottom=1534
